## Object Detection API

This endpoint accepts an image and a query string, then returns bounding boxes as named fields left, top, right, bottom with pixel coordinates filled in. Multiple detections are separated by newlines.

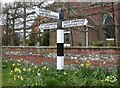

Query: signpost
left=36, top=8, right=59, bottom=19
left=57, top=8, right=64, bottom=70
left=37, top=8, right=88, bottom=70
left=62, top=19, right=88, bottom=28
left=39, top=22, right=57, bottom=32
left=39, top=19, right=88, bottom=31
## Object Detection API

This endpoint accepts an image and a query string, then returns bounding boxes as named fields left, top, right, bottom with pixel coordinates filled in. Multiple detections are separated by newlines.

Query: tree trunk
left=11, top=19, right=14, bottom=46
left=23, top=3, right=27, bottom=46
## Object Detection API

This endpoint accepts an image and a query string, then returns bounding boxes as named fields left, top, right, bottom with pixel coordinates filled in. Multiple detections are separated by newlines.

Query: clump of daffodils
left=14, top=68, right=21, bottom=73
left=104, top=75, right=117, bottom=83
left=80, top=60, right=91, bottom=68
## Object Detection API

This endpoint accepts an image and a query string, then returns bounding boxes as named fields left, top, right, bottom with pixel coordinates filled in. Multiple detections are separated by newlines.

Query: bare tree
left=1, top=1, right=43, bottom=46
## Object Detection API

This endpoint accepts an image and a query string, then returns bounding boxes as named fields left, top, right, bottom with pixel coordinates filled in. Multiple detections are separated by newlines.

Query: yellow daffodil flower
left=14, top=75, right=16, bottom=78
left=64, top=72, right=67, bottom=75
left=37, top=69, right=40, bottom=71
left=46, top=68, right=49, bottom=71
left=23, top=68, right=27, bottom=72
left=13, top=78, right=16, bottom=81
left=42, top=66, right=47, bottom=70
left=18, top=60, right=21, bottom=62
left=17, top=63, right=21, bottom=66
left=85, top=61, right=91, bottom=68
left=17, top=75, right=20, bottom=78
left=12, top=63, right=15, bottom=67
left=20, top=76, right=23, bottom=81
left=80, top=64, right=84, bottom=67
left=14, top=68, right=21, bottom=73
left=28, top=68, right=31, bottom=72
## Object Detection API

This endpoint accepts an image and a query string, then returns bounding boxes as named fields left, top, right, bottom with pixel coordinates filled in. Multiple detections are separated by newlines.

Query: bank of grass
left=2, top=58, right=118, bottom=87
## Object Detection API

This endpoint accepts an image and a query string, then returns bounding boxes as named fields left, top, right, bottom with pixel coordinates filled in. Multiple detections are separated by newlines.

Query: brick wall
left=2, top=46, right=120, bottom=68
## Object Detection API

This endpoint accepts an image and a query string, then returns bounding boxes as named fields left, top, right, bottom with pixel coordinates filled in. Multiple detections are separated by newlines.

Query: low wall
left=2, top=46, right=120, bottom=67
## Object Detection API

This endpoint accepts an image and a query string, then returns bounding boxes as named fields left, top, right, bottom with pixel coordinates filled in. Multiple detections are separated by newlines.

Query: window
left=64, top=29, right=70, bottom=46
left=104, top=15, right=115, bottom=39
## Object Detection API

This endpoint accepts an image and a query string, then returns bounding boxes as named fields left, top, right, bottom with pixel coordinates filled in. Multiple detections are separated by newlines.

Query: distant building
left=33, top=2, right=120, bottom=46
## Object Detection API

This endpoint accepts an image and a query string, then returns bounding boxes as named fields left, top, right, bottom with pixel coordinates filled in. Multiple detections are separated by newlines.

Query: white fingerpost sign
left=37, top=8, right=59, bottom=19
left=39, top=22, right=57, bottom=32
left=62, top=19, right=88, bottom=28
left=39, top=19, right=88, bottom=31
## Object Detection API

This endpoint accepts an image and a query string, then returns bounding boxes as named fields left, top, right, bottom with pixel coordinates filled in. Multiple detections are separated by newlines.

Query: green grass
left=2, top=58, right=118, bottom=87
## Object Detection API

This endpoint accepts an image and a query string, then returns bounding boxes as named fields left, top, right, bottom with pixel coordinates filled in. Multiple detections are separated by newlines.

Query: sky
left=1, top=0, right=15, bottom=3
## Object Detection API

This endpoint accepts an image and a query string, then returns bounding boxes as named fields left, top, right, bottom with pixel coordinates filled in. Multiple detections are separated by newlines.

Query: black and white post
left=57, top=8, right=64, bottom=70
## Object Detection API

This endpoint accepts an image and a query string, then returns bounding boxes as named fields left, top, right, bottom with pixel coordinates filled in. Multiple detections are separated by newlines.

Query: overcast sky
left=1, top=0, right=15, bottom=3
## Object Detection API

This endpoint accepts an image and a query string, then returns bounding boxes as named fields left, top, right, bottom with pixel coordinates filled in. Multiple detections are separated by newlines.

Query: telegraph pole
left=116, top=3, right=120, bottom=46
left=112, top=2, right=116, bottom=46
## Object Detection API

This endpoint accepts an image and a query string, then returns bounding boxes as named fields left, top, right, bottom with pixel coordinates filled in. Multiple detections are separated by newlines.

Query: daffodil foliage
left=2, top=58, right=118, bottom=86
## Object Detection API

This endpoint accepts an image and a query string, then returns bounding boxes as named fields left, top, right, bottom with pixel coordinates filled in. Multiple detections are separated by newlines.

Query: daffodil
left=28, top=68, right=31, bottom=72
left=85, top=61, right=91, bottom=68
left=13, top=77, right=16, bottom=81
left=18, top=60, right=21, bottom=62
left=14, top=75, right=16, bottom=78
left=14, top=68, right=21, bottom=73
left=10, top=72, right=12, bottom=75
left=37, top=73, right=41, bottom=76
left=42, top=66, right=47, bottom=70
left=35, top=66, right=37, bottom=69
left=46, top=68, right=49, bottom=71
left=80, top=64, right=84, bottom=67
left=23, top=68, right=27, bottom=72
left=12, top=63, right=15, bottom=67
left=11, top=70, right=13, bottom=73
left=37, top=69, right=40, bottom=71
left=17, top=75, right=20, bottom=78
left=35, top=83, right=37, bottom=85
left=64, top=72, right=67, bottom=75
left=10, top=70, right=13, bottom=75
left=86, top=63, right=91, bottom=68
left=20, top=76, right=23, bottom=81
left=17, top=63, right=21, bottom=66
left=14, top=68, right=18, bottom=72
